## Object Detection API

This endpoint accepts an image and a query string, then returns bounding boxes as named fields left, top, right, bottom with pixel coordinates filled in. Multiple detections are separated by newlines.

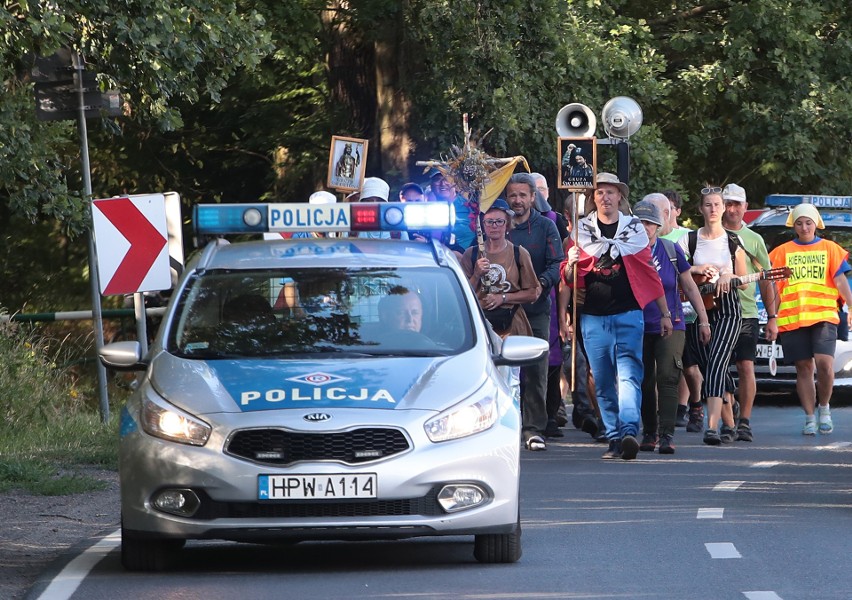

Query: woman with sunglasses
left=461, top=199, right=543, bottom=449
left=677, top=186, right=749, bottom=445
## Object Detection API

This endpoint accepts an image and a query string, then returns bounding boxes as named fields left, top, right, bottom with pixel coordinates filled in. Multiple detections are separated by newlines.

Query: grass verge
left=0, top=319, right=122, bottom=495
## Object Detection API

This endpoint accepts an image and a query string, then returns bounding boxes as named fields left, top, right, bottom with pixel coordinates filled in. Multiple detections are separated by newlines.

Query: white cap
left=309, top=191, right=337, bottom=205
left=722, top=183, right=747, bottom=203
left=360, top=177, right=390, bottom=201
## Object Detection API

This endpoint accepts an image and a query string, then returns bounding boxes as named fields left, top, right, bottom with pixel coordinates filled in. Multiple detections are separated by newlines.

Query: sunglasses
left=701, top=186, right=723, bottom=195
left=483, top=219, right=507, bottom=227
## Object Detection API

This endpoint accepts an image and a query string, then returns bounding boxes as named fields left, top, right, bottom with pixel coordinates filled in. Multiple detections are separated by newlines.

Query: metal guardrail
left=0, top=307, right=167, bottom=323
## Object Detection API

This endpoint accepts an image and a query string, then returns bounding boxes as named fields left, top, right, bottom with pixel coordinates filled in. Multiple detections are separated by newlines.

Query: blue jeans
left=581, top=310, right=645, bottom=440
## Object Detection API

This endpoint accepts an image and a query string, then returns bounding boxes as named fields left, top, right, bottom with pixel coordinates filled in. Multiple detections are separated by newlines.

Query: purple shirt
left=644, top=239, right=691, bottom=334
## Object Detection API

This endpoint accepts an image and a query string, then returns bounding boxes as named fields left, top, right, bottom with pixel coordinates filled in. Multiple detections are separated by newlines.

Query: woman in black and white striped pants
left=679, top=188, right=748, bottom=445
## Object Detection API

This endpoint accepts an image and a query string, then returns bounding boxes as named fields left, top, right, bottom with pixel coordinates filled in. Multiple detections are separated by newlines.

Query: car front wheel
left=121, top=524, right=185, bottom=572
left=473, top=516, right=522, bottom=563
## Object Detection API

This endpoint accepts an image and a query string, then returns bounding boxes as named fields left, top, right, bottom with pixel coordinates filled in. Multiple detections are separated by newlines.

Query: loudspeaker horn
left=601, top=96, right=643, bottom=139
left=555, top=103, right=597, bottom=138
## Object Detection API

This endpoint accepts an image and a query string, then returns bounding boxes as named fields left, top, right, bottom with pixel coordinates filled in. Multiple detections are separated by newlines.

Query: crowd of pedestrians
left=302, top=167, right=849, bottom=457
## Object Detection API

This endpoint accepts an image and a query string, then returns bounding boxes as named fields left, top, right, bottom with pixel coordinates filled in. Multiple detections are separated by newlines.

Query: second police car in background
left=99, top=200, right=547, bottom=571
left=748, top=194, right=852, bottom=388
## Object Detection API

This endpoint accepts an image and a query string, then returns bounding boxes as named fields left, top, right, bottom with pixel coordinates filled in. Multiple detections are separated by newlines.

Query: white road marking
left=705, top=542, right=741, bottom=558
left=36, top=528, right=120, bottom=600
left=743, top=592, right=784, bottom=600
left=751, top=461, right=780, bottom=468
left=713, top=480, right=744, bottom=491
left=697, top=507, right=724, bottom=519
left=826, top=441, right=851, bottom=448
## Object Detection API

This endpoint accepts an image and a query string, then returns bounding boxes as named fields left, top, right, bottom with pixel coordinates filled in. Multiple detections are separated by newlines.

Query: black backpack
left=687, top=229, right=740, bottom=267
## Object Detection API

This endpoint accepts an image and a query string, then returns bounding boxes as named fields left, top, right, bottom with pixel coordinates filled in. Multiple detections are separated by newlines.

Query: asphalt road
left=28, top=405, right=852, bottom=600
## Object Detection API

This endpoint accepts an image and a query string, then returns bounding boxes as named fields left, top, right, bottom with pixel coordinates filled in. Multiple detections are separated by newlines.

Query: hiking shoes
left=658, top=434, right=675, bottom=454
left=736, top=423, right=753, bottom=442
left=621, top=435, right=639, bottom=460
left=719, top=425, right=736, bottom=444
left=602, top=439, right=622, bottom=459
left=639, top=433, right=658, bottom=452
left=686, top=403, right=704, bottom=433
left=543, top=419, right=564, bottom=438
left=675, top=404, right=688, bottom=428
left=703, top=428, right=722, bottom=445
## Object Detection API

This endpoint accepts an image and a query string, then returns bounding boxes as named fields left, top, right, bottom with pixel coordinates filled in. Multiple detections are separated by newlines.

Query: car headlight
left=424, top=396, right=498, bottom=442
left=140, top=396, right=211, bottom=446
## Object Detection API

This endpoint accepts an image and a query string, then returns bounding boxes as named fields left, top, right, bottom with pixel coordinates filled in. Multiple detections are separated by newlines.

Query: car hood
left=147, top=350, right=492, bottom=415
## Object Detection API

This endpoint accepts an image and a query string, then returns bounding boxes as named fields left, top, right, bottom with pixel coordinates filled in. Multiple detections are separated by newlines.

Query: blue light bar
left=194, top=202, right=454, bottom=235
left=193, top=204, right=267, bottom=234
left=765, top=194, right=852, bottom=210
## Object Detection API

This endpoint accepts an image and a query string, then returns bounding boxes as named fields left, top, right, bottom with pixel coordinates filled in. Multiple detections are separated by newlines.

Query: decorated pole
left=571, top=191, right=579, bottom=391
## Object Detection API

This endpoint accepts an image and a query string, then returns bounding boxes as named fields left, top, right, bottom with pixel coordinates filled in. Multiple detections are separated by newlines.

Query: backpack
left=687, top=229, right=740, bottom=267
left=659, top=237, right=679, bottom=268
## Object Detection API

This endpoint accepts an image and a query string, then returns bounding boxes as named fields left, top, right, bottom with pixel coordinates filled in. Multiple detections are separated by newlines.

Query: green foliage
left=0, top=321, right=119, bottom=494
left=5, top=0, right=852, bottom=314
left=0, top=0, right=274, bottom=235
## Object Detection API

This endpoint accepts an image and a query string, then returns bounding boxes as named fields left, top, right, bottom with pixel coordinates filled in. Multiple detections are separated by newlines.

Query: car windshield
left=166, top=266, right=473, bottom=358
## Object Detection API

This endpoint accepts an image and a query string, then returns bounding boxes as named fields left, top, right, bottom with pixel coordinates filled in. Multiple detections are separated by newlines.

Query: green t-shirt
left=725, top=223, right=771, bottom=319
left=662, top=227, right=690, bottom=246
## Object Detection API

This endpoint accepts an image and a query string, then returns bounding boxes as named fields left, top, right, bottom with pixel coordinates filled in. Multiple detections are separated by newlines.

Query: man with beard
left=505, top=173, right=564, bottom=451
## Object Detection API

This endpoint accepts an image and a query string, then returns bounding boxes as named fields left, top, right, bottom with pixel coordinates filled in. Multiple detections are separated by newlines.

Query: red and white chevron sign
left=91, top=194, right=171, bottom=295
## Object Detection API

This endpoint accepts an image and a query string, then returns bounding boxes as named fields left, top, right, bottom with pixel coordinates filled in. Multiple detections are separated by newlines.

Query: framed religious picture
left=557, top=137, right=596, bottom=190
left=327, top=136, right=369, bottom=192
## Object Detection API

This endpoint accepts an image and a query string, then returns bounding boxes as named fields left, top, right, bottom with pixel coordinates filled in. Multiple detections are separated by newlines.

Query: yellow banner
left=479, top=156, right=530, bottom=212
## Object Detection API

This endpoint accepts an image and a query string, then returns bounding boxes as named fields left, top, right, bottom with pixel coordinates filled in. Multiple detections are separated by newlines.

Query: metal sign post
left=73, top=52, right=111, bottom=422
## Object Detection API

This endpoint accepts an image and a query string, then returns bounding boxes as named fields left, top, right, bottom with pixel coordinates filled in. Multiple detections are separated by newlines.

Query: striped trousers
left=687, top=290, right=741, bottom=399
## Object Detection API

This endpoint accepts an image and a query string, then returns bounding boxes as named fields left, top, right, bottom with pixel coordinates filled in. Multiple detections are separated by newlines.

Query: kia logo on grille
left=304, top=413, right=331, bottom=422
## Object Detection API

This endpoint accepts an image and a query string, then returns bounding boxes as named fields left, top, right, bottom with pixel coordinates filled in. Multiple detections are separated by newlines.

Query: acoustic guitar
left=683, top=266, right=792, bottom=310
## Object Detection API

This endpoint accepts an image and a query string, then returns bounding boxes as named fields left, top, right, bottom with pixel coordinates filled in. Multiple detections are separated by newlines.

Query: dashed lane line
left=743, top=592, right=784, bottom=600
left=697, top=507, right=724, bottom=519
left=705, top=542, right=741, bottom=559
left=713, top=480, right=744, bottom=491
left=751, top=461, right=780, bottom=468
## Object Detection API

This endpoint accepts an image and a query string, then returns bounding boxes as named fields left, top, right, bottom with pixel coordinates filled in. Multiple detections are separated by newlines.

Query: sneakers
left=703, top=428, right=722, bottom=445
left=736, top=422, right=753, bottom=442
left=525, top=435, right=547, bottom=451
left=658, top=434, right=675, bottom=454
left=543, top=419, right=564, bottom=438
left=719, top=425, right=736, bottom=444
left=602, top=439, right=622, bottom=459
left=802, top=419, right=817, bottom=436
left=818, top=407, right=833, bottom=434
left=675, top=404, right=688, bottom=428
left=686, top=403, right=704, bottom=433
left=621, top=435, right=639, bottom=460
left=581, top=416, right=600, bottom=437
left=639, top=433, right=658, bottom=452
left=556, top=403, right=569, bottom=428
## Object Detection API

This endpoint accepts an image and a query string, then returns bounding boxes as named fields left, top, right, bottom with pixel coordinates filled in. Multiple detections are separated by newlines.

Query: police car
left=748, top=194, right=852, bottom=388
left=99, top=200, right=547, bottom=571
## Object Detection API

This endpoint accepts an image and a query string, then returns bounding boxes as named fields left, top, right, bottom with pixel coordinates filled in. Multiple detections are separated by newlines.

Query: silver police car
left=100, top=201, right=547, bottom=571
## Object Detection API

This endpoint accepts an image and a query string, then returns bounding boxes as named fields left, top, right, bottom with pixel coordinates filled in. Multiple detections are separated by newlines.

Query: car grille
left=225, top=427, right=410, bottom=466
left=190, top=488, right=444, bottom=520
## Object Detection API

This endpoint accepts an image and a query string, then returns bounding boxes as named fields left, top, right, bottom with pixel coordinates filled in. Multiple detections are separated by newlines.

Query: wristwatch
left=538, top=276, right=548, bottom=289
left=661, top=312, right=672, bottom=319
left=767, top=315, right=777, bottom=319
